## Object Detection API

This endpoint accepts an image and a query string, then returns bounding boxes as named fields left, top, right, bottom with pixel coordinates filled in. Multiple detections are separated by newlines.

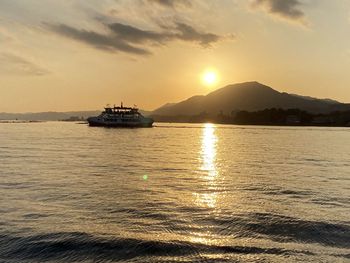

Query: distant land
left=152, top=81, right=350, bottom=116
left=0, top=111, right=100, bottom=121
left=0, top=110, right=151, bottom=121
left=150, top=82, right=350, bottom=126
left=1, top=82, right=350, bottom=126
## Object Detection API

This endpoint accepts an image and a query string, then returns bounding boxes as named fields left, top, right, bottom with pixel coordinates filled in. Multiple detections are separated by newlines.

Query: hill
left=152, top=82, right=350, bottom=116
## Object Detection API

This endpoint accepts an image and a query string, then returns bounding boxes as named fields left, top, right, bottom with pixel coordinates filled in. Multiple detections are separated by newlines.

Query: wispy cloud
left=0, top=53, right=49, bottom=76
left=47, top=21, right=224, bottom=55
left=251, top=0, right=307, bottom=25
left=146, top=0, right=192, bottom=8
left=46, top=23, right=151, bottom=55
left=171, top=22, right=222, bottom=47
left=0, top=1, right=231, bottom=58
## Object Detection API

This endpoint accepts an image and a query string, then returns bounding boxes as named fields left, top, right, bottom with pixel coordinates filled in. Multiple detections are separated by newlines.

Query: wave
left=0, top=231, right=314, bottom=262
left=198, top=213, right=350, bottom=249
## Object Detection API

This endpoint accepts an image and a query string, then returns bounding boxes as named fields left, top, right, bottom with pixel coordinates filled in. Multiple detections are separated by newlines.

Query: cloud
left=47, top=21, right=223, bottom=55
left=107, top=23, right=171, bottom=44
left=0, top=53, right=49, bottom=76
left=251, top=0, right=307, bottom=24
left=47, top=23, right=151, bottom=55
left=173, top=22, right=221, bottom=47
left=146, top=0, right=192, bottom=8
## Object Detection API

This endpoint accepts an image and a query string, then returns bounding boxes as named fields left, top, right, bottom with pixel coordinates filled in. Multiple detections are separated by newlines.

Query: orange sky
left=1, top=0, right=350, bottom=112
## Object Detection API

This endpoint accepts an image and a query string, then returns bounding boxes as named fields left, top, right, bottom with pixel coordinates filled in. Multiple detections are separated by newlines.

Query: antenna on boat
left=121, top=101, right=123, bottom=108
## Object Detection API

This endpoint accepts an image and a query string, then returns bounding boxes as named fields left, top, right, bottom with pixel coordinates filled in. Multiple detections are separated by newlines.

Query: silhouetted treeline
left=151, top=108, right=350, bottom=126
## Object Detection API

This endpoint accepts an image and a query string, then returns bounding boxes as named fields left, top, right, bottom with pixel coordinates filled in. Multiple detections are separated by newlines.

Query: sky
left=1, top=0, right=350, bottom=112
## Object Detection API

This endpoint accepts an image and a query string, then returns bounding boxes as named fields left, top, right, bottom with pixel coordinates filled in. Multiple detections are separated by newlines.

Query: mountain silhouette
left=152, top=81, right=349, bottom=115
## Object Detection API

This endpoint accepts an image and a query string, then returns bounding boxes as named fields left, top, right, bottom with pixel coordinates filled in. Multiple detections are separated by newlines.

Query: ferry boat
left=87, top=103, right=154, bottom=128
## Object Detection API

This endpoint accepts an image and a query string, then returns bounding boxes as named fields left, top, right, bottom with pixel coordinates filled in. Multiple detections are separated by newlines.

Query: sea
left=0, top=122, right=349, bottom=262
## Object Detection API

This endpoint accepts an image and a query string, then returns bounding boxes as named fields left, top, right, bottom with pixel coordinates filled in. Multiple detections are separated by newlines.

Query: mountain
left=152, top=82, right=350, bottom=116
left=289, top=94, right=340, bottom=104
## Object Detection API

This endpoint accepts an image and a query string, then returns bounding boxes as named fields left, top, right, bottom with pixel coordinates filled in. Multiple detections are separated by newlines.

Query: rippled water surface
left=0, top=122, right=349, bottom=262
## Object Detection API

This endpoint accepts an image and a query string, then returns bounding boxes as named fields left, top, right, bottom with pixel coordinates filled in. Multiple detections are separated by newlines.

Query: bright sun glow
left=201, top=70, right=218, bottom=86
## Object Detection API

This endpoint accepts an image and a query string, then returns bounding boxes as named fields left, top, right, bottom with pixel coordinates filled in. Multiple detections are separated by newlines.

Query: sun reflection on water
left=201, top=123, right=218, bottom=178
left=195, top=123, right=218, bottom=208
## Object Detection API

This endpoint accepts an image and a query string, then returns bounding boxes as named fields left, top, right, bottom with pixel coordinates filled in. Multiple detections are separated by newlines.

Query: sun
left=201, top=70, right=218, bottom=87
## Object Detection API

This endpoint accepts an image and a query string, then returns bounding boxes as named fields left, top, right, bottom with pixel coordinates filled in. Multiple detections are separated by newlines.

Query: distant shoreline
left=2, top=107, right=350, bottom=128
left=151, top=108, right=350, bottom=127
left=0, top=120, right=44, bottom=124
